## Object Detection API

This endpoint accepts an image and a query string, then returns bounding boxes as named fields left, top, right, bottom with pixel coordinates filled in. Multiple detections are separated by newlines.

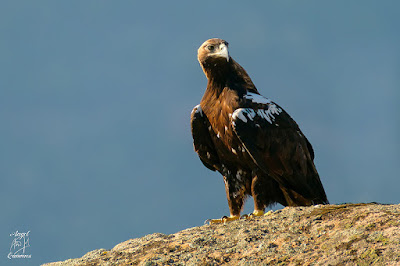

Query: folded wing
left=231, top=94, right=328, bottom=204
left=190, top=105, right=221, bottom=172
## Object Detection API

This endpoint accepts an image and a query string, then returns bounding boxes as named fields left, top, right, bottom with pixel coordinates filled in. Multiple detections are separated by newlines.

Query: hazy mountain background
left=1, top=1, right=399, bottom=265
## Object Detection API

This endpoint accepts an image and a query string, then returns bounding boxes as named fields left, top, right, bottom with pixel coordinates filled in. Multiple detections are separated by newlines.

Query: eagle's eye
left=207, top=45, right=215, bottom=51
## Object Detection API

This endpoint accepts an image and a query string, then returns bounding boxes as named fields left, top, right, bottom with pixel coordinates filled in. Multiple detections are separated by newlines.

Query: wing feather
left=190, top=105, right=221, bottom=171
left=231, top=103, right=328, bottom=204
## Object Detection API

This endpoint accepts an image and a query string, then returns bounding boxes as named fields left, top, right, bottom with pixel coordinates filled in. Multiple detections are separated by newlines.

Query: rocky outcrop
left=44, top=203, right=400, bottom=265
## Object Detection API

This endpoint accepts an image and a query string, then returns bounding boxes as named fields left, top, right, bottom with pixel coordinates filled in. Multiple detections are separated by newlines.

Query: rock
left=43, top=203, right=400, bottom=265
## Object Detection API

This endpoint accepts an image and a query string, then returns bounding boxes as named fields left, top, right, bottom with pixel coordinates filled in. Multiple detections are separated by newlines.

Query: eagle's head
left=197, top=38, right=230, bottom=70
left=197, top=38, right=256, bottom=90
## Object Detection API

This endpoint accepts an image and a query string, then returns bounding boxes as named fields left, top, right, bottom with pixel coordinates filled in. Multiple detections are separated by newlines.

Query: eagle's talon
left=205, top=219, right=222, bottom=224
left=205, top=215, right=241, bottom=224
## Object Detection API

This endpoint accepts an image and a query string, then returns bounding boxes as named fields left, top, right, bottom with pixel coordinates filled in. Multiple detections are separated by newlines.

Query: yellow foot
left=241, top=210, right=273, bottom=219
left=253, top=210, right=274, bottom=216
left=264, top=210, right=273, bottom=216
left=204, top=215, right=240, bottom=224
left=252, top=210, right=265, bottom=216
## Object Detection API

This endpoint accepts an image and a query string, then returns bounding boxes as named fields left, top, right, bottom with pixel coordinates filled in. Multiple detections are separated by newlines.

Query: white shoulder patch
left=232, top=108, right=248, bottom=123
left=256, top=106, right=282, bottom=124
left=191, top=104, right=203, bottom=116
left=232, top=105, right=282, bottom=125
left=232, top=108, right=256, bottom=123
left=244, top=92, right=272, bottom=105
left=232, top=108, right=247, bottom=123
left=245, top=92, right=283, bottom=124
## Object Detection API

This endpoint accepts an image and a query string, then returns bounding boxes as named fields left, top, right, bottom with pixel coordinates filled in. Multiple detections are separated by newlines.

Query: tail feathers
left=280, top=186, right=329, bottom=206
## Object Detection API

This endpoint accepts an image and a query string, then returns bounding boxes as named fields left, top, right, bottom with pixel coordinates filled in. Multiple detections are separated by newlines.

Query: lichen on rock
left=43, top=203, right=400, bottom=265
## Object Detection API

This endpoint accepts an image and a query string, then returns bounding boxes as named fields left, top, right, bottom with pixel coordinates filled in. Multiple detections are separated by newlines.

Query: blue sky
left=1, top=1, right=399, bottom=265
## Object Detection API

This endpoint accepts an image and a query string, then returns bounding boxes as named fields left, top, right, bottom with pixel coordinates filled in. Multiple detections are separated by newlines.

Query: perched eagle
left=191, top=38, right=328, bottom=223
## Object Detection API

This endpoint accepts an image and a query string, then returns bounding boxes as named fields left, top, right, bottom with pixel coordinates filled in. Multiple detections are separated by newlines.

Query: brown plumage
left=191, top=38, right=328, bottom=222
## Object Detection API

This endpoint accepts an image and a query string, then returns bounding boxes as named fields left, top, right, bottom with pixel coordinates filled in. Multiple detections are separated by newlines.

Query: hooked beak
left=217, top=43, right=229, bottom=62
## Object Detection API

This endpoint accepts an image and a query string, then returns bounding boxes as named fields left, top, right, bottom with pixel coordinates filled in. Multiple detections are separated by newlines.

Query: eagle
left=191, top=38, right=328, bottom=224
